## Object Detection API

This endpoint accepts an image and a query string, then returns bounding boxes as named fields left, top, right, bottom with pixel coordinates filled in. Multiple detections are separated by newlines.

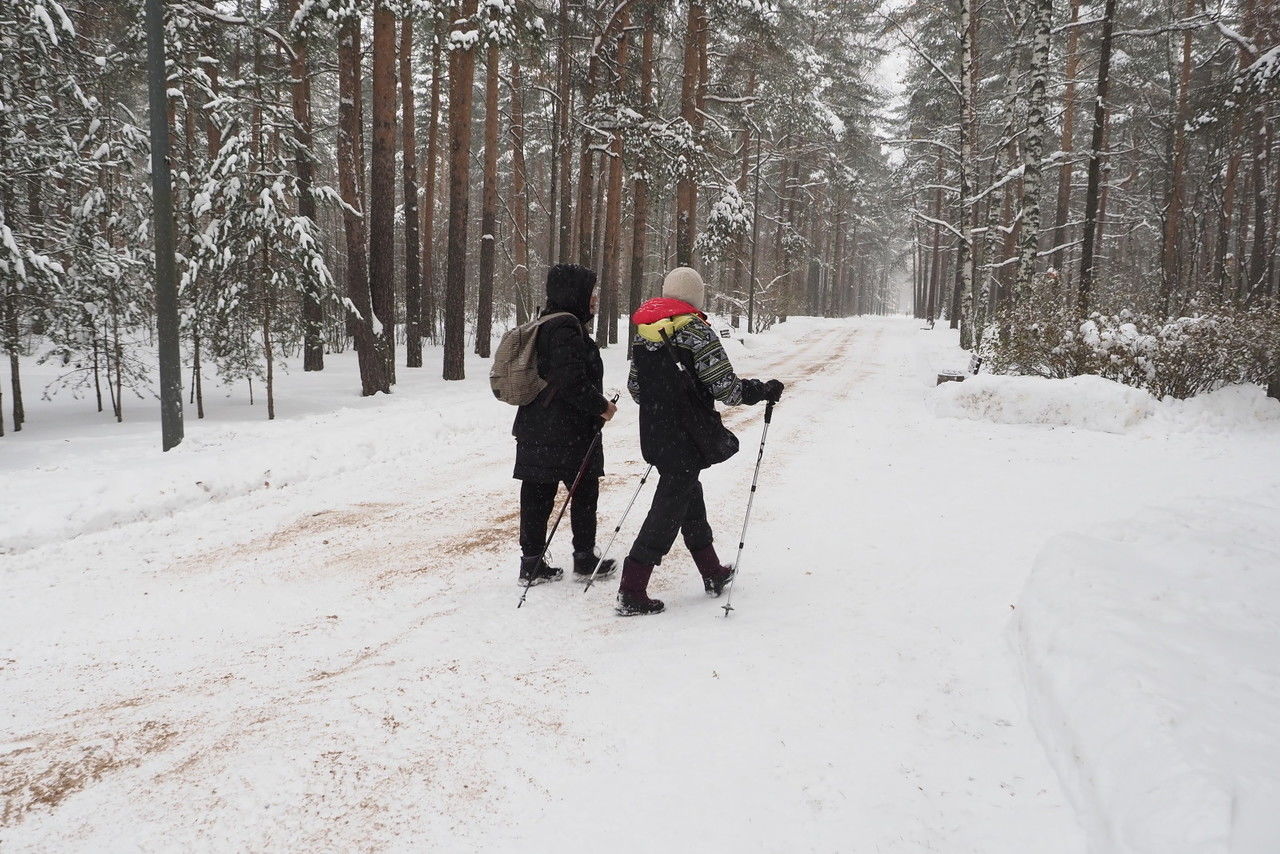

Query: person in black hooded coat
left=513, top=264, right=619, bottom=585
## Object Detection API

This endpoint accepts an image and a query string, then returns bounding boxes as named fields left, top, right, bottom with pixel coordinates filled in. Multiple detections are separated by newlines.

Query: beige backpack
left=489, top=312, right=577, bottom=405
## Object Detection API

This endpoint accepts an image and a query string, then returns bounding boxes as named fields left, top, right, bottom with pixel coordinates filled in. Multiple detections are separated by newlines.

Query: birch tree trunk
left=951, top=0, right=976, bottom=343
left=1014, top=0, right=1052, bottom=300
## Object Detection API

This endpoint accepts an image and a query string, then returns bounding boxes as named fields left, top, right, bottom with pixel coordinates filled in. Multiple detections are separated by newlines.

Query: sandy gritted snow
left=2, top=317, right=1278, bottom=852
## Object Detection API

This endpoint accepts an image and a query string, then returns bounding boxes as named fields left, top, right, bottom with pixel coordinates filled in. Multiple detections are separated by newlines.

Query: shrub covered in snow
left=694, top=185, right=751, bottom=261
left=983, top=274, right=1280, bottom=399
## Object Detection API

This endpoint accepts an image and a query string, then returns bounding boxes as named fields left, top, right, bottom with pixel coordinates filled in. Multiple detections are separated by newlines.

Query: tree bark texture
left=402, top=16, right=422, bottom=368
left=444, top=0, right=479, bottom=381
left=475, top=45, right=500, bottom=357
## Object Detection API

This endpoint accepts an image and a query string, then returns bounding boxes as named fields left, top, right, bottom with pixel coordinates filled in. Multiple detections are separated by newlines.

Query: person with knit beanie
left=512, top=264, right=619, bottom=586
left=615, top=267, right=783, bottom=616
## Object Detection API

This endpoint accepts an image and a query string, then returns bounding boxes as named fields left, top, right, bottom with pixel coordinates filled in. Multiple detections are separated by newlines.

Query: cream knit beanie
left=662, top=266, right=705, bottom=311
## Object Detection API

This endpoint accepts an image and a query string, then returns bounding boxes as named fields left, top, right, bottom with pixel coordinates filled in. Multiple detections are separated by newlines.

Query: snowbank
left=930, top=373, right=1280, bottom=435
left=0, top=392, right=506, bottom=555
left=1011, top=496, right=1280, bottom=854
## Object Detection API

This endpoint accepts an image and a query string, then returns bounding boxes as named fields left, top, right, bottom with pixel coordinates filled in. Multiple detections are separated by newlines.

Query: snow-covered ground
left=1013, top=495, right=1280, bottom=854
left=2, top=317, right=1277, bottom=852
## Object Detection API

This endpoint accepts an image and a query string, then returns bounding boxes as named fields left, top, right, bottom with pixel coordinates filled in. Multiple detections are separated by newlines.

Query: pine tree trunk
left=849, top=221, right=862, bottom=316
left=1215, top=120, right=1244, bottom=297
left=253, top=26, right=275, bottom=419
left=597, top=15, right=630, bottom=348
left=510, top=56, right=531, bottom=325
left=1161, top=0, right=1195, bottom=311
left=198, top=64, right=218, bottom=411
left=1245, top=125, right=1270, bottom=301
left=421, top=22, right=443, bottom=342
left=262, top=243, right=275, bottom=420
left=3, top=283, right=20, bottom=432
left=476, top=44, right=500, bottom=358
left=591, top=156, right=607, bottom=274
left=181, top=76, right=205, bottom=417
left=1077, top=0, right=1117, bottom=315
left=288, top=0, right=324, bottom=372
left=92, top=328, right=102, bottom=414
left=370, top=0, right=398, bottom=384
left=110, top=295, right=121, bottom=422
left=926, top=160, right=943, bottom=320
left=575, top=126, right=596, bottom=267
left=0, top=148, right=22, bottom=432
left=730, top=60, right=756, bottom=321
left=555, top=0, right=573, bottom=263
left=573, top=7, right=635, bottom=269
left=337, top=17, right=387, bottom=395
left=628, top=16, right=657, bottom=332
left=402, top=17, right=422, bottom=368
left=675, top=3, right=705, bottom=267
left=443, top=0, right=480, bottom=381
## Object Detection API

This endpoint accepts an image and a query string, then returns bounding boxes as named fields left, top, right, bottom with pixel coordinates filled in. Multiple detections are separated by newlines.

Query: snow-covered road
left=4, top=317, right=1276, bottom=851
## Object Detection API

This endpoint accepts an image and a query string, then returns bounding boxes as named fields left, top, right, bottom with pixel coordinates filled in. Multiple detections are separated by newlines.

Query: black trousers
left=628, top=469, right=714, bottom=566
left=519, top=478, right=599, bottom=558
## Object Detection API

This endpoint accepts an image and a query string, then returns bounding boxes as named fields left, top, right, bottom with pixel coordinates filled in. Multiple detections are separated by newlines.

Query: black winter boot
left=573, top=549, right=617, bottom=581
left=519, top=556, right=564, bottom=586
left=690, top=544, right=734, bottom=597
left=616, top=557, right=664, bottom=616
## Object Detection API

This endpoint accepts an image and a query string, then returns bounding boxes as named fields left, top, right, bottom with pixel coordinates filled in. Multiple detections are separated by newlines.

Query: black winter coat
left=512, top=312, right=609, bottom=482
left=630, top=335, right=740, bottom=474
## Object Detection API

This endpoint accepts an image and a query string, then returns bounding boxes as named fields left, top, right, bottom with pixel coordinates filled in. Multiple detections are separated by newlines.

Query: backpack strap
left=658, top=326, right=700, bottom=396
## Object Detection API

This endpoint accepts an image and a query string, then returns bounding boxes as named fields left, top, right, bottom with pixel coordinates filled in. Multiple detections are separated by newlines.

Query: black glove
left=763, top=379, right=784, bottom=403
left=739, top=378, right=766, bottom=406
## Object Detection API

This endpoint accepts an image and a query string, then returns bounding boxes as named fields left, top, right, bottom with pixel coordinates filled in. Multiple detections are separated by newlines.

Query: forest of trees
left=1, top=0, right=1278, bottom=437
left=895, top=0, right=1280, bottom=398
left=0, top=0, right=900, bottom=433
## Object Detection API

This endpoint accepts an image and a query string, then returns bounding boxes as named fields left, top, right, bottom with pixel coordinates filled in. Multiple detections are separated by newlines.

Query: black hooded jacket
left=512, top=268, right=609, bottom=482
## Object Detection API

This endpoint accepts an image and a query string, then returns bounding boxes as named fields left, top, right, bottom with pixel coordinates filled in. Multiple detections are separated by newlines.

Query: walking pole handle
left=764, top=399, right=775, bottom=423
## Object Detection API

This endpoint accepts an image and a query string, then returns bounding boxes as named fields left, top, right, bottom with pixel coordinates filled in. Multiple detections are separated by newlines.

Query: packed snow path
left=5, top=317, right=1273, bottom=851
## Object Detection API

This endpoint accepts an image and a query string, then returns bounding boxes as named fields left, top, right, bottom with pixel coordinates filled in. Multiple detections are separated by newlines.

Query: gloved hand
left=739, top=378, right=766, bottom=405
left=763, top=379, right=784, bottom=403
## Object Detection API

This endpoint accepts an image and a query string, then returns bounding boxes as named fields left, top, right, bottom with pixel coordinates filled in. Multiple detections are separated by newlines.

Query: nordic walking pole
left=517, top=393, right=619, bottom=609
left=583, top=464, right=653, bottom=592
left=722, top=399, right=775, bottom=617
